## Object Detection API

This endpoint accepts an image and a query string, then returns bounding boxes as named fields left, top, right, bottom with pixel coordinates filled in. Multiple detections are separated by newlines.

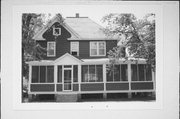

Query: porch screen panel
left=107, top=71, right=113, bottom=82
left=89, top=65, right=96, bottom=82
left=131, top=64, right=138, bottom=81
left=146, top=65, right=152, bottom=81
left=58, top=66, right=62, bottom=83
left=73, top=65, right=78, bottom=82
left=47, top=66, right=54, bottom=83
left=138, top=64, right=145, bottom=81
left=121, top=64, right=127, bottom=81
left=40, top=66, right=46, bottom=83
left=82, top=65, right=88, bottom=82
left=114, top=65, right=120, bottom=81
left=96, top=65, right=103, bottom=82
left=32, top=66, right=39, bottom=83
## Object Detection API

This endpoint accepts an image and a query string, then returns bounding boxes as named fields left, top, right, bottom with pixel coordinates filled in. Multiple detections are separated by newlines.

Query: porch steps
left=56, top=94, right=78, bottom=102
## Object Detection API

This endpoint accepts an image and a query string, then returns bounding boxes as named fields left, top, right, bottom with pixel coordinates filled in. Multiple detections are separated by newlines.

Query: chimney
left=75, top=13, right=79, bottom=18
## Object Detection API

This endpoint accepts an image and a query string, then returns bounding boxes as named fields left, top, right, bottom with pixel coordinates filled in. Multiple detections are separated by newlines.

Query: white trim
left=53, top=27, right=61, bottom=36
left=54, top=65, right=58, bottom=92
left=28, top=90, right=155, bottom=95
left=47, top=41, right=56, bottom=57
left=70, top=41, right=79, bottom=56
left=78, top=65, right=81, bottom=92
left=54, top=53, right=82, bottom=65
left=128, top=63, right=131, bottom=91
left=90, top=41, right=106, bottom=57
left=28, top=65, right=32, bottom=94
left=103, top=64, right=106, bottom=91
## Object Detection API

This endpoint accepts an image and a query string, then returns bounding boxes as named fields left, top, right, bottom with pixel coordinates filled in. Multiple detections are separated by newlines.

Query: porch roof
left=26, top=57, right=147, bottom=65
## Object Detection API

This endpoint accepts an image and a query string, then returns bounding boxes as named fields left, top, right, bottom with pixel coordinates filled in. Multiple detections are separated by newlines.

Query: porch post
left=127, top=62, right=132, bottom=98
left=28, top=65, right=32, bottom=94
left=78, top=65, right=81, bottom=99
left=54, top=65, right=58, bottom=92
left=103, top=64, right=107, bottom=99
left=152, top=70, right=155, bottom=97
left=28, top=65, right=32, bottom=101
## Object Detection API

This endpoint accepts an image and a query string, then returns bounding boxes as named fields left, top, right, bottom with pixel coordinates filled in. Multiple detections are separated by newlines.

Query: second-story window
left=90, top=41, right=106, bottom=56
left=53, top=27, right=61, bottom=36
left=47, top=42, right=56, bottom=57
left=70, top=42, right=79, bottom=56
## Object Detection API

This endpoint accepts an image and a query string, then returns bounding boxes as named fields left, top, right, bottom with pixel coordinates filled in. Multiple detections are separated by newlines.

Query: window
left=53, top=28, right=61, bottom=36
left=131, top=64, right=152, bottom=81
left=31, top=66, right=54, bottom=83
left=71, top=42, right=79, bottom=56
left=90, top=42, right=106, bottom=56
left=106, top=64, right=128, bottom=82
left=82, top=65, right=103, bottom=82
left=47, top=42, right=56, bottom=57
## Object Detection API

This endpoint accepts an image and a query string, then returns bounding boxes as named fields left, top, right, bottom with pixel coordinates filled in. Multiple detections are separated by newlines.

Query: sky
left=43, top=4, right=154, bottom=27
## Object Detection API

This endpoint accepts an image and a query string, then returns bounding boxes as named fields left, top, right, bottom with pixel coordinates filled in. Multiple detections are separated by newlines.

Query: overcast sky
left=44, top=4, right=154, bottom=27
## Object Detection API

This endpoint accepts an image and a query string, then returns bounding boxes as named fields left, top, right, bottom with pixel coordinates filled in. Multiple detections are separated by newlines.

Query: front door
left=63, top=69, right=72, bottom=91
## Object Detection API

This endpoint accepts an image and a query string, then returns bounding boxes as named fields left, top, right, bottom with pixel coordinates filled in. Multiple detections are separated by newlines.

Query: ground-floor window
left=82, top=65, right=103, bottom=82
left=31, top=66, right=54, bottom=83
left=107, top=64, right=128, bottom=82
left=131, top=64, right=152, bottom=81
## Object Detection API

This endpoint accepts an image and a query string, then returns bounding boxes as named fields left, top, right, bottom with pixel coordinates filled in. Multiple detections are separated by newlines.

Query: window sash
left=90, top=42, right=106, bottom=56
left=47, top=42, right=56, bottom=57
left=70, top=42, right=79, bottom=56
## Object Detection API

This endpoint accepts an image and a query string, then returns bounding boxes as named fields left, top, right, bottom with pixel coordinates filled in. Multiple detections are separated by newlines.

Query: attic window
left=53, top=27, right=61, bottom=36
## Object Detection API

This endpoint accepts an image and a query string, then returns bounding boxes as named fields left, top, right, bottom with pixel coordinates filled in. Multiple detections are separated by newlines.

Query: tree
left=102, top=13, right=155, bottom=71
left=22, top=13, right=47, bottom=101
left=22, top=13, right=46, bottom=77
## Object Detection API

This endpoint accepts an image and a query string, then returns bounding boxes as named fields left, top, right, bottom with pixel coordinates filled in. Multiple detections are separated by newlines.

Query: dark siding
left=106, top=83, right=129, bottom=90
left=31, top=84, right=54, bottom=92
left=131, top=82, right=153, bottom=90
left=73, top=84, right=79, bottom=91
left=106, top=40, right=117, bottom=55
left=79, top=40, right=117, bottom=59
left=37, top=22, right=71, bottom=60
left=81, top=83, right=104, bottom=91
left=56, top=84, right=63, bottom=91
left=36, top=21, right=117, bottom=60
left=79, top=41, right=89, bottom=58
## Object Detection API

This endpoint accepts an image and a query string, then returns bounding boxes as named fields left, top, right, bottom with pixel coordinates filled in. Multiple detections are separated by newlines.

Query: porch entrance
left=63, top=67, right=72, bottom=91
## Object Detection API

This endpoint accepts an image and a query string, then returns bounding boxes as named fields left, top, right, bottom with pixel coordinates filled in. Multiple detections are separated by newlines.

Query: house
left=27, top=13, right=155, bottom=102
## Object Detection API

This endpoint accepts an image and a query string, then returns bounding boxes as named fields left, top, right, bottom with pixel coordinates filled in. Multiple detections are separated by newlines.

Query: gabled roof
left=33, top=14, right=118, bottom=41
left=54, top=53, right=82, bottom=65
left=65, top=17, right=109, bottom=40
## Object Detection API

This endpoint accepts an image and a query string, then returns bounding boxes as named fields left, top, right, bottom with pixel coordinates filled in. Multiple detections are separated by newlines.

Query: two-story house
left=27, top=13, right=155, bottom=102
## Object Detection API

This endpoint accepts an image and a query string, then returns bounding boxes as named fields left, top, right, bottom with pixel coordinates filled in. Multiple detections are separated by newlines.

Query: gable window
left=70, top=42, right=79, bottom=56
left=90, top=41, right=106, bottom=56
left=53, top=27, right=61, bottom=36
left=47, top=42, right=56, bottom=57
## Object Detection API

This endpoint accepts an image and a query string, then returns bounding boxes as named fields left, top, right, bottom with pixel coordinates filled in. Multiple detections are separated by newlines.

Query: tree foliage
left=102, top=13, right=155, bottom=71
left=22, top=13, right=46, bottom=77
